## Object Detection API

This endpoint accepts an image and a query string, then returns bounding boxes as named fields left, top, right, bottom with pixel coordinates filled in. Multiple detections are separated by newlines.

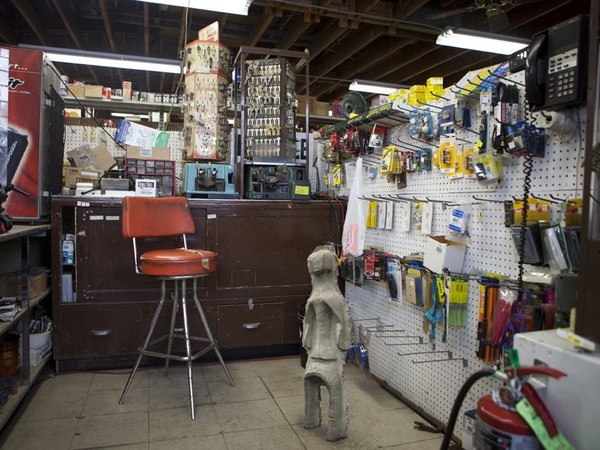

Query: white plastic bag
left=342, top=158, right=366, bottom=257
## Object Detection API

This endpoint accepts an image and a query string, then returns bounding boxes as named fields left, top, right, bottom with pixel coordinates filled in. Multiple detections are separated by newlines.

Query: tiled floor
left=0, top=357, right=443, bottom=449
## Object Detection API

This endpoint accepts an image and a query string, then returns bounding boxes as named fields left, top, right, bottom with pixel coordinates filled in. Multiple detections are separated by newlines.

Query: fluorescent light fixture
left=111, top=113, right=150, bottom=119
left=19, top=45, right=181, bottom=74
left=137, top=0, right=252, bottom=15
left=436, top=28, right=529, bottom=55
left=349, top=80, right=403, bottom=95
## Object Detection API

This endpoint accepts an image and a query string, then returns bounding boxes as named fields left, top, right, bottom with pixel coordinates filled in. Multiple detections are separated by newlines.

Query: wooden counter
left=50, top=197, right=342, bottom=369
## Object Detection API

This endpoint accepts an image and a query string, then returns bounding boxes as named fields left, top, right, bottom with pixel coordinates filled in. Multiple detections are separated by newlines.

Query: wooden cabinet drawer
left=217, top=303, right=285, bottom=348
left=55, top=304, right=144, bottom=359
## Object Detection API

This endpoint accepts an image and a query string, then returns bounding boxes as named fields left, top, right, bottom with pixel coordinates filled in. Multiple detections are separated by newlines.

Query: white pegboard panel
left=64, top=121, right=186, bottom=193
left=337, top=69, right=585, bottom=438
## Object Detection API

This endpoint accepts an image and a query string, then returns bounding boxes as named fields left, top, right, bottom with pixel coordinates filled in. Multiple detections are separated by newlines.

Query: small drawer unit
left=217, top=302, right=285, bottom=348
left=125, top=158, right=176, bottom=196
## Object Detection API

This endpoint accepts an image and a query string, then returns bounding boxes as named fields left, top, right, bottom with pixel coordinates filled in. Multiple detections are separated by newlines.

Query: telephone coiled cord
left=517, top=93, right=533, bottom=302
left=517, top=153, right=533, bottom=303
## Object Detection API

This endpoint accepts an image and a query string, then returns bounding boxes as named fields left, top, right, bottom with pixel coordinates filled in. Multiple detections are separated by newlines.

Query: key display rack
left=233, top=46, right=310, bottom=196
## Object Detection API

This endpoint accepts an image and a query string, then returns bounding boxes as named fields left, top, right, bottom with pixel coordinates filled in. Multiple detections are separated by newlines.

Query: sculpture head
left=307, top=245, right=338, bottom=277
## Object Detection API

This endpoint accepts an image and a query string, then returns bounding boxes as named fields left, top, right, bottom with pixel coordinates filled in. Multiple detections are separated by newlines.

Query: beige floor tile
left=343, top=362, right=372, bottom=380
left=293, top=407, right=433, bottom=449
left=214, top=398, right=287, bottom=433
left=83, top=388, right=148, bottom=416
left=250, top=357, right=304, bottom=378
left=274, top=395, right=305, bottom=425
left=147, top=365, right=205, bottom=388
left=346, top=376, right=407, bottom=415
left=149, top=404, right=221, bottom=442
left=261, top=373, right=304, bottom=398
left=148, top=380, right=211, bottom=410
left=149, top=433, right=227, bottom=450
left=90, top=369, right=149, bottom=392
left=71, top=411, right=149, bottom=449
left=223, top=424, right=305, bottom=450
left=96, top=444, right=150, bottom=450
left=34, top=372, right=93, bottom=396
left=386, top=436, right=444, bottom=449
left=200, top=360, right=257, bottom=382
left=19, top=391, right=87, bottom=422
left=207, top=377, right=271, bottom=404
left=0, top=417, right=77, bottom=450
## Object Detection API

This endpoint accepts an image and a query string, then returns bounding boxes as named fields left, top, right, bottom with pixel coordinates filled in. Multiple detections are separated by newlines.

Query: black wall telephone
left=525, top=15, right=589, bottom=110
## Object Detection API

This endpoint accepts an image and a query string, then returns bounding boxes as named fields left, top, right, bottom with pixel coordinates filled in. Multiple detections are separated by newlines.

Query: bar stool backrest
left=122, top=196, right=195, bottom=238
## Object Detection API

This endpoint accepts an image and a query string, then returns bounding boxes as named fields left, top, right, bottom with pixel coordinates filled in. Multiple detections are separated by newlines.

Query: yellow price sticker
left=295, top=185, right=309, bottom=195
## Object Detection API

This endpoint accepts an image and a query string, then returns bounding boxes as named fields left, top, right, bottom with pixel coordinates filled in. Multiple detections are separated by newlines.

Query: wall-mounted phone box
left=526, top=15, right=589, bottom=111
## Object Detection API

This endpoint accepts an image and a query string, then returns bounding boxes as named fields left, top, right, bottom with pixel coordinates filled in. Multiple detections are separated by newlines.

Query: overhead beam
left=277, top=14, right=312, bottom=49
left=248, top=7, right=276, bottom=46
left=10, top=0, right=49, bottom=45
left=306, top=0, right=431, bottom=96
left=311, top=39, right=414, bottom=98
left=0, top=16, right=17, bottom=44
left=144, top=2, right=151, bottom=91
left=253, top=0, right=440, bottom=37
left=98, top=0, right=122, bottom=84
left=311, top=25, right=383, bottom=79
left=49, top=0, right=99, bottom=84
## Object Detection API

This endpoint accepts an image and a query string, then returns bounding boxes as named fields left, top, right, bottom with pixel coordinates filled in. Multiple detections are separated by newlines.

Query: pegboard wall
left=64, top=119, right=186, bottom=193
left=322, top=70, right=586, bottom=439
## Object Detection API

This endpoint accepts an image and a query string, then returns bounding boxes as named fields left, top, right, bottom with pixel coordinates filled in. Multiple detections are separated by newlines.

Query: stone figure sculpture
left=303, top=245, right=352, bottom=442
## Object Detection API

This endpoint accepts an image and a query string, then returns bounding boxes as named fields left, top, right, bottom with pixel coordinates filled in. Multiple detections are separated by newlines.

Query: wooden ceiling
left=0, top=0, right=590, bottom=101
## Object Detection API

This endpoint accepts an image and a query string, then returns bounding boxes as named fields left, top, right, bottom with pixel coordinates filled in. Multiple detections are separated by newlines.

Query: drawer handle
left=243, top=322, right=261, bottom=330
left=90, top=329, right=112, bottom=336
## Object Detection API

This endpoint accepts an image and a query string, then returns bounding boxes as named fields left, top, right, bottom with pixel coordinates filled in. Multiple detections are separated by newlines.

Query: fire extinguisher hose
left=440, top=369, right=495, bottom=450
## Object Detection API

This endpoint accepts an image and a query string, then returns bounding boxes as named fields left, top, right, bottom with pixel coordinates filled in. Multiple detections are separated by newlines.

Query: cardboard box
left=84, top=84, right=103, bottom=98
left=0, top=271, right=48, bottom=298
left=423, top=235, right=466, bottom=273
left=313, top=101, right=331, bottom=116
left=126, top=145, right=171, bottom=160
left=297, top=95, right=317, bottom=115
left=122, top=81, right=132, bottom=101
left=66, top=143, right=116, bottom=172
left=65, top=83, right=85, bottom=98
left=63, top=167, right=103, bottom=188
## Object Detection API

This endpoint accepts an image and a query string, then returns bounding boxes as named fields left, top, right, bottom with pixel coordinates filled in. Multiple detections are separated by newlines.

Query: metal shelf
left=0, top=353, right=51, bottom=430
left=63, top=97, right=182, bottom=114
left=326, top=101, right=410, bottom=135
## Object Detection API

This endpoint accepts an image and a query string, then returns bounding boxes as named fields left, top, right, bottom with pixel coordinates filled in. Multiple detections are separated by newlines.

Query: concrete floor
left=0, top=357, right=443, bottom=449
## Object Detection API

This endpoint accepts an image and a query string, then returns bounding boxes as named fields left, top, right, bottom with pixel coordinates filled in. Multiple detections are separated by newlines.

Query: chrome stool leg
left=120, top=280, right=168, bottom=405
left=164, top=281, right=179, bottom=375
left=192, top=278, right=235, bottom=386
left=180, top=279, right=196, bottom=420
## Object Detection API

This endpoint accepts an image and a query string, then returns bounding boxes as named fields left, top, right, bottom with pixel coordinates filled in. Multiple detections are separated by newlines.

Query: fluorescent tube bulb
left=45, top=52, right=181, bottom=74
left=349, top=80, right=401, bottom=95
left=136, top=0, right=252, bottom=15
left=436, top=28, right=529, bottom=55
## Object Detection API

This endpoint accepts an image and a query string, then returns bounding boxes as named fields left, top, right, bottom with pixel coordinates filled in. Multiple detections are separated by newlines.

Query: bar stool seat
left=140, top=248, right=216, bottom=276
left=118, top=196, right=233, bottom=420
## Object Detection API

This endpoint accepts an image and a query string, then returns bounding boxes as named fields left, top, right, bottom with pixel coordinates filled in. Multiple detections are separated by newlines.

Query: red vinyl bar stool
left=118, top=196, right=234, bottom=419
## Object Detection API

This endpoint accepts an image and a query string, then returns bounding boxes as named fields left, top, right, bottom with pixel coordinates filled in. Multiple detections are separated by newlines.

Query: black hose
left=440, top=369, right=495, bottom=450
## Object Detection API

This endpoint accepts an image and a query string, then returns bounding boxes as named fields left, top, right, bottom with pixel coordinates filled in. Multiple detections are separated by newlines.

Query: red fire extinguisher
left=441, top=366, right=567, bottom=450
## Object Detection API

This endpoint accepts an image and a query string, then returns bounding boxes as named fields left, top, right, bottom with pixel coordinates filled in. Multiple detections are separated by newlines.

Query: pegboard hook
left=479, top=72, right=526, bottom=87
left=416, top=100, right=443, bottom=110
left=472, top=195, right=505, bottom=204
left=429, top=90, right=450, bottom=101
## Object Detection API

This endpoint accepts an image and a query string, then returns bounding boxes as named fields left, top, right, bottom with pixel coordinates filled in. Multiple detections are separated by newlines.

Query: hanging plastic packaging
left=342, top=158, right=366, bottom=257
